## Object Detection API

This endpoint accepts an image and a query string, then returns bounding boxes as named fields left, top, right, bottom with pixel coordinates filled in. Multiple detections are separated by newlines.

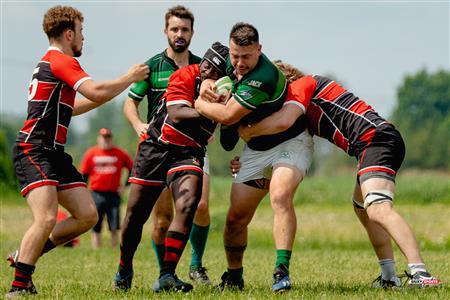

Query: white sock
left=408, top=263, right=427, bottom=275
left=379, top=259, right=396, bottom=280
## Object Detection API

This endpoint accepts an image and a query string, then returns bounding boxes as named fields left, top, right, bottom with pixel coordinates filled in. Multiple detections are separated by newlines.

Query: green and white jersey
left=225, top=53, right=306, bottom=151
left=128, top=50, right=201, bottom=122
left=226, top=53, right=287, bottom=126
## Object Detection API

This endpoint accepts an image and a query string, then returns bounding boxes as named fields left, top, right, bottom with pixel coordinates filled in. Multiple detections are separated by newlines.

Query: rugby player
left=6, top=5, right=148, bottom=297
left=238, top=60, right=442, bottom=288
left=195, top=23, right=313, bottom=293
left=121, top=5, right=213, bottom=285
left=114, top=42, right=229, bottom=293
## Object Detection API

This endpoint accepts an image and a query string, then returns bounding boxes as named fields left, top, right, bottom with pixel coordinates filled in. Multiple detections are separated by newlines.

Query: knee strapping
left=364, top=190, right=394, bottom=209
left=352, top=197, right=365, bottom=209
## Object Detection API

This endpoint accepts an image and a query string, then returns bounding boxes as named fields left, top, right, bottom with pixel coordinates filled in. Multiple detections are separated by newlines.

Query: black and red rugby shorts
left=128, top=136, right=204, bottom=187
left=355, top=123, right=405, bottom=184
left=13, top=143, right=86, bottom=197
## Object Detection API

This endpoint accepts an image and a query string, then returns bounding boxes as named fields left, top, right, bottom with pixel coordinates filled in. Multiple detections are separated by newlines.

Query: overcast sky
left=1, top=1, right=449, bottom=131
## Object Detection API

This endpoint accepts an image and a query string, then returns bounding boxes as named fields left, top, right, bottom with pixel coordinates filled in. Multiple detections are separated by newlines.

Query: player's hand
left=238, top=124, right=253, bottom=142
left=200, top=79, right=221, bottom=103
left=128, top=64, right=150, bottom=82
left=133, top=121, right=149, bottom=137
left=230, top=156, right=241, bottom=177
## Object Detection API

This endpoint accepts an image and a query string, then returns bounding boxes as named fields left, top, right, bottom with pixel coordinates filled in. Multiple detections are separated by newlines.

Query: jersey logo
left=238, top=90, right=253, bottom=101
left=248, top=80, right=262, bottom=88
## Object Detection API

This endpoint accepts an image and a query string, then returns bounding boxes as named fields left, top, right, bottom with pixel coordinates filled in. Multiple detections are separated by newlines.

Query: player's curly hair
left=230, top=22, right=259, bottom=46
left=43, top=5, right=83, bottom=39
left=272, top=60, right=304, bottom=83
left=165, top=5, right=194, bottom=30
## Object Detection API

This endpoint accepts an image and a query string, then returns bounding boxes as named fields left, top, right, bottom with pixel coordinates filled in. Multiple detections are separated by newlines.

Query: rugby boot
left=371, top=274, right=402, bottom=289
left=113, top=270, right=133, bottom=291
left=406, top=271, right=441, bottom=288
left=189, top=266, right=211, bottom=285
left=5, top=280, right=37, bottom=299
left=152, top=273, right=193, bottom=293
left=271, top=264, right=291, bottom=293
left=217, top=271, right=244, bottom=291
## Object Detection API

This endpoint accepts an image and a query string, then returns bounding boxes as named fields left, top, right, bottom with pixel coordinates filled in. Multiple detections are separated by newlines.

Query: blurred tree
left=392, top=69, right=450, bottom=169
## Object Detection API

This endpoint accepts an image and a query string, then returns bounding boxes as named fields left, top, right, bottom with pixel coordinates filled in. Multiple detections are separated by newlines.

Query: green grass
left=1, top=173, right=449, bottom=299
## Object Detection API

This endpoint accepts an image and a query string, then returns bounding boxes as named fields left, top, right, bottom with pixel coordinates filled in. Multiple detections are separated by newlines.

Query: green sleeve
left=233, top=85, right=270, bottom=110
left=128, top=80, right=150, bottom=101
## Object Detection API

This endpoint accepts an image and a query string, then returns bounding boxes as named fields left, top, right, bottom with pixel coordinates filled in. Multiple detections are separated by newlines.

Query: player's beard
left=72, top=44, right=82, bottom=57
left=168, top=37, right=190, bottom=53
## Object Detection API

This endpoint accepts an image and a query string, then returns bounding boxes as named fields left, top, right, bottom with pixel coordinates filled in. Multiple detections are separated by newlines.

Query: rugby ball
left=215, top=76, right=232, bottom=95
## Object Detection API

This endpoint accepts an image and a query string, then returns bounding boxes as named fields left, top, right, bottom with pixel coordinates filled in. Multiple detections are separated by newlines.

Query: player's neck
left=50, top=40, right=74, bottom=57
left=166, top=48, right=190, bottom=68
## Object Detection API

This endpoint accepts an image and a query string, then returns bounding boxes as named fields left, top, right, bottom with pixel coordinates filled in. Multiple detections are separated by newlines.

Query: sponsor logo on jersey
left=238, top=90, right=253, bottom=101
left=248, top=80, right=262, bottom=88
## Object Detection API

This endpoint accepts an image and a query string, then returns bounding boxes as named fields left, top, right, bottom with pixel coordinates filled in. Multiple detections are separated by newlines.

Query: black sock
left=41, top=239, right=56, bottom=255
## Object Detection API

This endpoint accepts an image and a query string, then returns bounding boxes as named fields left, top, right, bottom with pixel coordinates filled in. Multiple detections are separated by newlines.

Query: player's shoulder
left=189, top=52, right=202, bottom=64
left=173, top=63, right=199, bottom=78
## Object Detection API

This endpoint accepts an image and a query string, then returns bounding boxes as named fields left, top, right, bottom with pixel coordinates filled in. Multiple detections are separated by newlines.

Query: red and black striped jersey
left=148, top=64, right=216, bottom=148
left=287, top=75, right=388, bottom=156
left=16, top=47, right=91, bottom=149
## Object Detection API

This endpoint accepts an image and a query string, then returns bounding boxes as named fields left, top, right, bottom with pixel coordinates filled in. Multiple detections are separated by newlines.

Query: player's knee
left=365, top=191, right=394, bottom=223
left=364, top=190, right=394, bottom=209
left=83, top=209, right=98, bottom=228
left=270, top=190, right=294, bottom=211
left=38, top=213, right=57, bottom=232
left=226, top=210, right=249, bottom=231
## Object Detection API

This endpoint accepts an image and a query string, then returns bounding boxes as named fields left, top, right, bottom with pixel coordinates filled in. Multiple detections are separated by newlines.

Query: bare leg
left=269, top=164, right=303, bottom=251
left=91, top=232, right=101, bottom=249
left=111, top=230, right=118, bottom=248
left=51, top=187, right=98, bottom=245
left=193, top=172, right=210, bottom=226
left=224, top=183, right=268, bottom=269
left=151, top=188, right=174, bottom=244
left=352, top=183, right=394, bottom=260
left=18, top=186, right=59, bottom=265
left=361, top=178, right=423, bottom=263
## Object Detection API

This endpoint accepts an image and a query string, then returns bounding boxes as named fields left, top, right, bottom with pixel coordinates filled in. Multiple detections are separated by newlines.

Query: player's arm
left=123, top=97, right=148, bottom=137
left=195, top=96, right=250, bottom=126
left=77, top=64, right=149, bottom=103
left=72, top=98, right=102, bottom=116
left=167, top=104, right=201, bottom=123
left=238, top=103, right=304, bottom=142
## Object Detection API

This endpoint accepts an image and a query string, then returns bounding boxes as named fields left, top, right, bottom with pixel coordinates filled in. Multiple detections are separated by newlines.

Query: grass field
left=1, top=173, right=449, bottom=299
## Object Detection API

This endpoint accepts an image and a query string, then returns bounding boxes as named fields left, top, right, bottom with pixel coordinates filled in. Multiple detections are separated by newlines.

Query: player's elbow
left=276, top=118, right=294, bottom=131
left=221, top=114, right=240, bottom=126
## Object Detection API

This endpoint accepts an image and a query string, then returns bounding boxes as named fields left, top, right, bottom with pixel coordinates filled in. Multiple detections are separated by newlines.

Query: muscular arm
left=123, top=97, right=148, bottom=136
left=77, top=64, right=149, bottom=103
left=239, top=103, right=305, bottom=140
left=167, top=104, right=201, bottom=124
left=72, top=98, right=102, bottom=116
left=195, top=96, right=250, bottom=126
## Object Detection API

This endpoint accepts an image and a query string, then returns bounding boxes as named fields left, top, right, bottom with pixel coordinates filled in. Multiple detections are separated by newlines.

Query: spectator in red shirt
left=80, top=128, right=133, bottom=248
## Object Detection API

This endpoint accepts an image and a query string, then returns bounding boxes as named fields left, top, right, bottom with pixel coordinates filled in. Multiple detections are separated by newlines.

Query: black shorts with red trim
left=355, top=124, right=405, bottom=184
left=129, top=137, right=205, bottom=187
left=13, top=143, right=86, bottom=197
